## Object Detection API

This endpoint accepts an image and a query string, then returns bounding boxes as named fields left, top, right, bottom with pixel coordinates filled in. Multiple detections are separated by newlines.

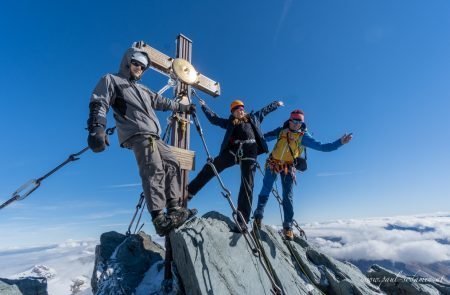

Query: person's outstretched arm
left=254, top=100, right=284, bottom=123
left=199, top=99, right=228, bottom=129
left=301, top=131, right=353, bottom=151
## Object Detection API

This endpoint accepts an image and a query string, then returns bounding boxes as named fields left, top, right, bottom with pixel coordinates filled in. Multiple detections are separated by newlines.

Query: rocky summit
left=89, top=211, right=450, bottom=295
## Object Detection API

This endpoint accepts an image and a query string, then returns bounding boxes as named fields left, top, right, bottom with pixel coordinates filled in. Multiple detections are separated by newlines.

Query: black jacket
left=201, top=101, right=280, bottom=155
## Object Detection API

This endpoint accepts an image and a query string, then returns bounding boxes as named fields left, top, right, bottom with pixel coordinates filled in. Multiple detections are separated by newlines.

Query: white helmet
left=130, top=52, right=149, bottom=68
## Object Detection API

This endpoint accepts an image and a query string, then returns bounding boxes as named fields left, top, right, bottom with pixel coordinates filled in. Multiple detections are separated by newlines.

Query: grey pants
left=127, top=135, right=182, bottom=212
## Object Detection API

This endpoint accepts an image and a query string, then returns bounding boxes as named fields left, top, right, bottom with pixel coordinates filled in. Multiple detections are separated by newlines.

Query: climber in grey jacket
left=86, top=42, right=196, bottom=237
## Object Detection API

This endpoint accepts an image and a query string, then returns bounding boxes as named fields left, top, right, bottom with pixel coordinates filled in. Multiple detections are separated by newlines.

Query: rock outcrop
left=367, top=265, right=450, bottom=295
left=0, top=277, right=47, bottom=295
left=170, top=211, right=381, bottom=295
left=91, top=231, right=164, bottom=294
left=0, top=280, right=22, bottom=295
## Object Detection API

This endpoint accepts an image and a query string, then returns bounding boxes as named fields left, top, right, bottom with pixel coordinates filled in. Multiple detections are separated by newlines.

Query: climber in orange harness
left=253, top=109, right=353, bottom=240
left=187, top=99, right=283, bottom=232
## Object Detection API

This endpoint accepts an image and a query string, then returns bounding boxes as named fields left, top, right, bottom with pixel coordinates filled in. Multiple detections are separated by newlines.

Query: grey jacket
left=87, top=46, right=189, bottom=146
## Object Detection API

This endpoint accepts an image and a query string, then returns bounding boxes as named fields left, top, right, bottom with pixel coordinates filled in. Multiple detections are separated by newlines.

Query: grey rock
left=303, top=244, right=381, bottom=294
left=367, top=264, right=450, bottom=295
left=0, top=280, right=22, bottom=295
left=91, top=231, right=164, bottom=295
left=169, top=211, right=382, bottom=295
left=0, top=277, right=47, bottom=295
left=350, top=259, right=450, bottom=283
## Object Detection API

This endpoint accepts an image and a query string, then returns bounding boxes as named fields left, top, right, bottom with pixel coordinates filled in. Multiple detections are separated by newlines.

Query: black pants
left=187, top=150, right=257, bottom=223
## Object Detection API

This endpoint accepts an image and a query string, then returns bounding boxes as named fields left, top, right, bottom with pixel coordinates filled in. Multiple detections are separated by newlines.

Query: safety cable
left=279, top=230, right=326, bottom=295
left=241, top=173, right=284, bottom=294
left=253, top=164, right=325, bottom=294
left=126, top=192, right=146, bottom=236
left=0, top=127, right=116, bottom=210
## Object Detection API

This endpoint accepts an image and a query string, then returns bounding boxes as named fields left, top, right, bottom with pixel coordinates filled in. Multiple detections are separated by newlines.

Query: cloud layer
left=302, top=212, right=450, bottom=264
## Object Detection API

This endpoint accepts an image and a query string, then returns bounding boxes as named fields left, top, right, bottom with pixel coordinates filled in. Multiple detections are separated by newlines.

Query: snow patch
left=11, top=264, right=56, bottom=280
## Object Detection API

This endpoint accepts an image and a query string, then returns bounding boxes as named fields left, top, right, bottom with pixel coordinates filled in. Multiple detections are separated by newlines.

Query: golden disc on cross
left=172, top=58, right=198, bottom=84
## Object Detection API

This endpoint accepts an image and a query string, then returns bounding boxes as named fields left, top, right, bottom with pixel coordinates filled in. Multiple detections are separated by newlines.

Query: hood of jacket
left=117, top=46, right=150, bottom=80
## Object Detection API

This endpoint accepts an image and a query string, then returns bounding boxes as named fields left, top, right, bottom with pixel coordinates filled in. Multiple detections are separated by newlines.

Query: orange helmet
left=230, top=100, right=245, bottom=112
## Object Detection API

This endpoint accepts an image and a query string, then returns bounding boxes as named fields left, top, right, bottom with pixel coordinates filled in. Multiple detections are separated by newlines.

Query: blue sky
left=1, top=0, right=449, bottom=248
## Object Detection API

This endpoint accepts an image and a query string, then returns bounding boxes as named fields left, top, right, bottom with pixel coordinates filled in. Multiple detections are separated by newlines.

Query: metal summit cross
left=137, top=34, right=221, bottom=286
left=138, top=34, right=220, bottom=198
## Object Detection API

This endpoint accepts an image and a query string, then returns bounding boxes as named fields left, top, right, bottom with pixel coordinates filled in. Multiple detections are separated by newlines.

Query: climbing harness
left=126, top=192, right=146, bottom=236
left=190, top=89, right=282, bottom=295
left=233, top=139, right=256, bottom=160
left=0, top=127, right=116, bottom=210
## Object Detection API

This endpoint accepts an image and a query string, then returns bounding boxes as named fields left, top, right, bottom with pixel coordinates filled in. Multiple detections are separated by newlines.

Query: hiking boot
left=167, top=207, right=198, bottom=229
left=254, top=218, right=262, bottom=229
left=283, top=228, right=294, bottom=241
left=152, top=214, right=174, bottom=237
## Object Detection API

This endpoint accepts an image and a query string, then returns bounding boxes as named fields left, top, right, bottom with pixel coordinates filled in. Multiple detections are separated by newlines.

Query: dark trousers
left=188, top=150, right=257, bottom=223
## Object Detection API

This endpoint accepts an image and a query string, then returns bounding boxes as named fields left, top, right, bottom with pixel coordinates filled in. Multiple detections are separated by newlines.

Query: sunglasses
left=232, top=106, right=245, bottom=112
left=131, top=60, right=146, bottom=70
left=290, top=119, right=303, bottom=124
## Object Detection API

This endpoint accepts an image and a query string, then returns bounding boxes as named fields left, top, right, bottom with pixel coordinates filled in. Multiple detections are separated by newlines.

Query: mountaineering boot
left=283, top=228, right=294, bottom=241
left=167, top=206, right=198, bottom=229
left=152, top=214, right=174, bottom=237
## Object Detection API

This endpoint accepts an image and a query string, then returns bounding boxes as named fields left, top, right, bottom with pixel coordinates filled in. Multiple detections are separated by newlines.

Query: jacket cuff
left=87, top=116, right=107, bottom=129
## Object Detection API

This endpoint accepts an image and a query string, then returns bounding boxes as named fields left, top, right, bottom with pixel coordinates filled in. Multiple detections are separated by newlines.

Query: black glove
left=88, top=125, right=109, bottom=153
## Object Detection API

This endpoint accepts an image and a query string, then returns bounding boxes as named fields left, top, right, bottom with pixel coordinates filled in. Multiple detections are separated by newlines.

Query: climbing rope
left=0, top=127, right=116, bottom=210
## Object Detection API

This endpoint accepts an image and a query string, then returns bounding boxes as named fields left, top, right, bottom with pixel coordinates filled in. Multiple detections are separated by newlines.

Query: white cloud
left=84, top=210, right=133, bottom=220
left=274, top=0, right=293, bottom=43
left=303, top=212, right=450, bottom=264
